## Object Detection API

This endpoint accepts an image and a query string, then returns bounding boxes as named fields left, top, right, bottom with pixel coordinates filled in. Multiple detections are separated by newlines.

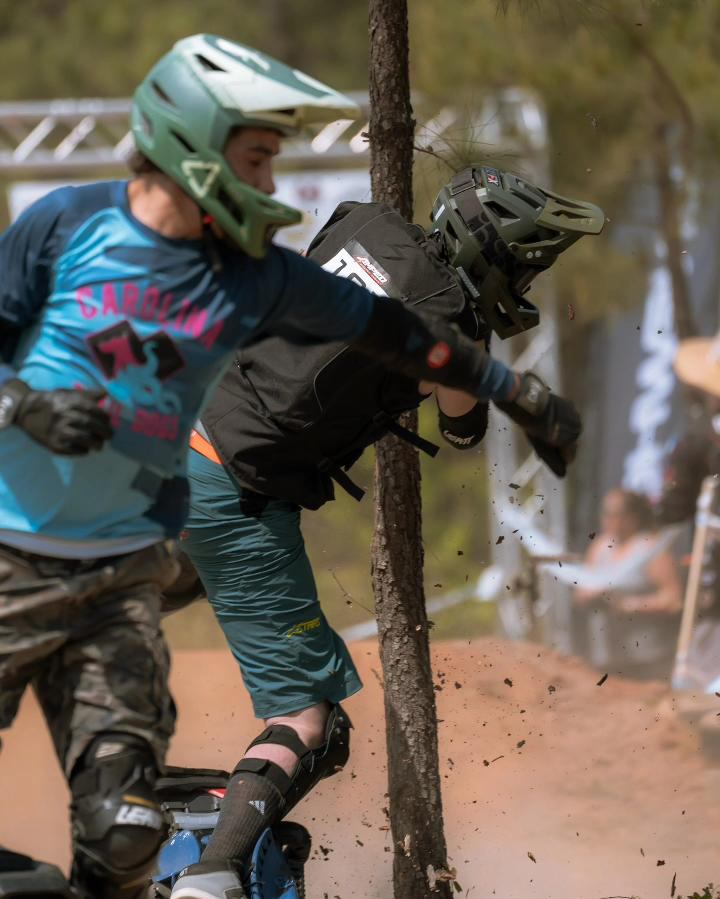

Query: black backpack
left=201, top=202, right=475, bottom=510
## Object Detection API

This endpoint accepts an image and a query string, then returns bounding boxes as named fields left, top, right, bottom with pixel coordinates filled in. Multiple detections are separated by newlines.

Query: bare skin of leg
left=242, top=700, right=331, bottom=776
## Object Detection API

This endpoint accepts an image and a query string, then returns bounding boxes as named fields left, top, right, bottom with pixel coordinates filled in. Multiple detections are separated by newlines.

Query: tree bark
left=652, top=116, right=696, bottom=341
left=368, top=2, right=453, bottom=896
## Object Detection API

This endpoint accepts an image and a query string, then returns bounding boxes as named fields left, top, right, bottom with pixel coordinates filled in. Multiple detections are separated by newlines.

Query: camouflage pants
left=0, top=541, right=179, bottom=777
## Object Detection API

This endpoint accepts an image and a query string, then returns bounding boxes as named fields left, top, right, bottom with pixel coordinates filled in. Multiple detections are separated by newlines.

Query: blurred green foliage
left=0, top=0, right=368, bottom=96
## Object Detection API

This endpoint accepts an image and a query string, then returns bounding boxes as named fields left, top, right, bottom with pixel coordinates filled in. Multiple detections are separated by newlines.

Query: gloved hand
left=494, top=371, right=581, bottom=477
left=0, top=378, right=113, bottom=455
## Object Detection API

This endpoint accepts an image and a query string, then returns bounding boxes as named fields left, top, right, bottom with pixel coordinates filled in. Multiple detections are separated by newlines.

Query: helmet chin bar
left=457, top=264, right=540, bottom=340
left=431, top=165, right=604, bottom=339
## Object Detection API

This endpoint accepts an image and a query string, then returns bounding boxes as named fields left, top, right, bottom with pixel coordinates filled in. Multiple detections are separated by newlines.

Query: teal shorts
left=182, top=449, right=363, bottom=719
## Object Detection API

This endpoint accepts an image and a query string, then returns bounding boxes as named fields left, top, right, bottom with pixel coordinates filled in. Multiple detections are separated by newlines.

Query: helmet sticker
left=180, top=160, right=221, bottom=198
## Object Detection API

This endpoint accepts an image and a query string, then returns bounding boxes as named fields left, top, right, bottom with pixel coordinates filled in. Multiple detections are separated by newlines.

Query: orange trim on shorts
left=190, top=429, right=222, bottom=465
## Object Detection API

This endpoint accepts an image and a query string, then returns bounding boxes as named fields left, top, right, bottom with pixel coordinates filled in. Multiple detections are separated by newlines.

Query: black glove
left=0, top=378, right=114, bottom=455
left=494, top=371, right=581, bottom=477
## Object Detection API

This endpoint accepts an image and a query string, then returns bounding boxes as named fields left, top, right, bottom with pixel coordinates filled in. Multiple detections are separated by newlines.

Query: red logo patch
left=427, top=341, right=451, bottom=369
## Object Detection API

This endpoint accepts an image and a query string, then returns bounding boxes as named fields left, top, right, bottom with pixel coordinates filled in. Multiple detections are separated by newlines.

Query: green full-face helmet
left=431, top=167, right=605, bottom=338
left=132, top=34, right=359, bottom=258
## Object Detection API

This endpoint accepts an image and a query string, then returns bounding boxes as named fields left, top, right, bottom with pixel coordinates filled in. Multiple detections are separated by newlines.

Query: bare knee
left=243, top=701, right=331, bottom=776
left=267, top=700, right=331, bottom=748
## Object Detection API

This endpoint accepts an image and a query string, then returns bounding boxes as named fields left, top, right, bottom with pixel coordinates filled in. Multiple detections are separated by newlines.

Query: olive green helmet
left=431, top=167, right=605, bottom=338
left=132, top=34, right=359, bottom=258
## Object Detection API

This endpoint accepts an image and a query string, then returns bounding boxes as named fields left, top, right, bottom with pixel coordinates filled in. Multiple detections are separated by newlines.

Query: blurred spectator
left=573, top=488, right=683, bottom=679
left=656, top=394, right=720, bottom=529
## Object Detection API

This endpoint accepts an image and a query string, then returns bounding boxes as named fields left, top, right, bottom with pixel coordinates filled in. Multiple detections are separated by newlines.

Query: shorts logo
left=286, top=617, right=322, bottom=637
left=427, top=341, right=451, bottom=369
left=249, top=800, right=266, bottom=814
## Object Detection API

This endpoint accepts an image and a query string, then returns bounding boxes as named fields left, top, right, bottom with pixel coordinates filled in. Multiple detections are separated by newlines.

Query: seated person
left=573, top=488, right=683, bottom=679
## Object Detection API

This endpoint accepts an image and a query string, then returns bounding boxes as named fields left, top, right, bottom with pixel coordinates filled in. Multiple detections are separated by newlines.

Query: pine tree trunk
left=368, top=2, right=453, bottom=896
left=653, top=117, right=696, bottom=340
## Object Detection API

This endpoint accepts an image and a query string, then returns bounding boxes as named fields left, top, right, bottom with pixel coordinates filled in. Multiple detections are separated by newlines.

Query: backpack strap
left=318, top=415, right=440, bottom=503
left=373, top=411, right=440, bottom=457
left=319, top=458, right=366, bottom=502
left=384, top=418, right=440, bottom=457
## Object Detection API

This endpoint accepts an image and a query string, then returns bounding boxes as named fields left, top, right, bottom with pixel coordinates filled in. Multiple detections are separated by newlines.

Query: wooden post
left=673, top=475, right=719, bottom=688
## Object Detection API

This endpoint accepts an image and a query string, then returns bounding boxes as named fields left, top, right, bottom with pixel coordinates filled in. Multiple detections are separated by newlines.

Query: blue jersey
left=0, top=181, right=373, bottom=557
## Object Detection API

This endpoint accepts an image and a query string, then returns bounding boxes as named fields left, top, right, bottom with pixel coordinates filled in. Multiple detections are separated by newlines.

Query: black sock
left=202, top=771, right=284, bottom=864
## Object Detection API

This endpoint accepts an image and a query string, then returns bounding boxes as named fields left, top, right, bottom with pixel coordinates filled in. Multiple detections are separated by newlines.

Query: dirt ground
left=1, top=638, right=719, bottom=898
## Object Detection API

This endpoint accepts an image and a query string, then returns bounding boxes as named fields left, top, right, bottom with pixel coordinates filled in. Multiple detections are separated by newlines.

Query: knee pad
left=69, top=733, right=168, bottom=897
left=234, top=704, right=352, bottom=817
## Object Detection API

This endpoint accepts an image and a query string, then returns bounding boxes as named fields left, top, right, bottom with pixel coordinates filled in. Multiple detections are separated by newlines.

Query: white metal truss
left=478, top=89, right=572, bottom=650
left=0, top=93, right=373, bottom=174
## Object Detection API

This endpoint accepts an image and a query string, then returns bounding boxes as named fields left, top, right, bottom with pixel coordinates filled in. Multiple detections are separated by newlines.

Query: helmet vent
left=218, top=188, right=245, bottom=225
left=195, top=54, right=227, bottom=73
left=484, top=201, right=519, bottom=222
left=138, top=112, right=153, bottom=137
left=151, top=80, right=175, bottom=106
left=509, top=189, right=543, bottom=212
left=171, top=131, right=196, bottom=154
left=556, top=209, right=596, bottom=222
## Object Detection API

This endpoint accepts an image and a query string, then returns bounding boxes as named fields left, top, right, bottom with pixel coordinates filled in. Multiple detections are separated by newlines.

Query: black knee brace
left=69, top=733, right=168, bottom=899
left=234, top=704, right=352, bottom=817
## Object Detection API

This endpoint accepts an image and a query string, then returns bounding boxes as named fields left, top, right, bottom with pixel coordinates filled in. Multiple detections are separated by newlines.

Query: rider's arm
left=436, top=395, right=489, bottom=450
left=416, top=381, right=489, bottom=450
left=0, top=189, right=65, bottom=381
left=0, top=189, right=112, bottom=454
left=421, top=326, right=490, bottom=449
left=263, top=249, right=579, bottom=468
left=350, top=296, right=519, bottom=401
left=262, top=247, right=519, bottom=402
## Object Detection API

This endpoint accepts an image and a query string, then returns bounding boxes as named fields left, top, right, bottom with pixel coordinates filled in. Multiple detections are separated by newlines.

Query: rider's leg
left=201, top=700, right=333, bottom=863
left=0, top=542, right=98, bottom=729
left=68, top=732, right=167, bottom=898
left=0, top=543, right=70, bottom=864
left=32, top=543, right=178, bottom=898
left=171, top=702, right=351, bottom=899
left=171, top=451, right=361, bottom=895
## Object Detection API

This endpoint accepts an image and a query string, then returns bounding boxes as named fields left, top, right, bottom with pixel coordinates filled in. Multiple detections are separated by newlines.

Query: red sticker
left=427, top=341, right=451, bottom=369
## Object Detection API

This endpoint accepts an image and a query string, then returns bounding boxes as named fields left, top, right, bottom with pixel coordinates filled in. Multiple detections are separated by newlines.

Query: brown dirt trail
left=1, top=639, right=718, bottom=898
